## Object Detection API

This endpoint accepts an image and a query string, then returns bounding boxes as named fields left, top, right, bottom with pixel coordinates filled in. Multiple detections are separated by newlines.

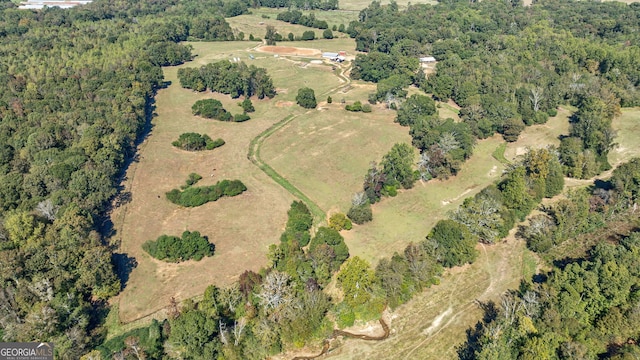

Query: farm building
left=322, top=52, right=346, bottom=62
left=322, top=52, right=340, bottom=59
left=419, top=56, right=436, bottom=63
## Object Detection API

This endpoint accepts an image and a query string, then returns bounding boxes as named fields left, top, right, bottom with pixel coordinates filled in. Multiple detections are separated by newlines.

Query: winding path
left=247, top=112, right=326, bottom=222
left=246, top=54, right=353, bottom=223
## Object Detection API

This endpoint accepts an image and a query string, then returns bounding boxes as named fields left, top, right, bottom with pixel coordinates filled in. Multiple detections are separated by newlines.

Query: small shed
left=419, top=56, right=436, bottom=63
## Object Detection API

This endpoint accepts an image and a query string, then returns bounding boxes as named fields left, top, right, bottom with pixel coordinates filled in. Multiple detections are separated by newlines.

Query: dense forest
left=0, top=0, right=251, bottom=357
left=349, top=0, right=639, bottom=173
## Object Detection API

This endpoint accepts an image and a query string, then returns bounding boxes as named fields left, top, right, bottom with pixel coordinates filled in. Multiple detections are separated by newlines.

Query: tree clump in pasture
left=280, top=201, right=314, bottom=246
left=178, top=60, right=276, bottom=99
left=296, top=87, right=317, bottom=109
left=345, top=101, right=372, bottom=112
left=172, top=133, right=225, bottom=151
left=166, top=179, right=247, bottom=207
left=329, top=213, right=352, bottom=231
left=143, top=231, right=214, bottom=262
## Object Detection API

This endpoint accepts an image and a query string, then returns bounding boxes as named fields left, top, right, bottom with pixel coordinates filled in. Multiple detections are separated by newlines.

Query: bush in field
left=143, top=231, right=214, bottom=262
left=184, top=173, right=202, bottom=187
left=345, top=101, right=372, bottom=112
left=301, top=30, right=316, bottom=41
left=172, top=133, right=225, bottom=151
left=427, top=219, right=478, bottom=268
left=347, top=203, right=373, bottom=224
left=280, top=201, right=313, bottom=246
left=329, top=213, right=352, bottom=231
left=296, top=87, right=317, bottom=109
left=233, top=113, right=251, bottom=122
left=192, top=99, right=232, bottom=121
left=166, top=179, right=247, bottom=207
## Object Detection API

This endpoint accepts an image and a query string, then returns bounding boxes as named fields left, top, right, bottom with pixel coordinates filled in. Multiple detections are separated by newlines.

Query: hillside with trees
left=348, top=0, right=639, bottom=161
left=459, top=159, right=640, bottom=359
left=2, top=0, right=640, bottom=358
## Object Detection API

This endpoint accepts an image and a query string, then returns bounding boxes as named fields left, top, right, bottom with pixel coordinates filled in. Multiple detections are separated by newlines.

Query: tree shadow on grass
left=112, top=253, right=138, bottom=291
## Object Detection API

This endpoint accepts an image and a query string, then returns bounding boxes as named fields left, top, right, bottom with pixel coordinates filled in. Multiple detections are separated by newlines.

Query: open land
left=110, top=22, right=640, bottom=359
left=113, top=40, right=358, bottom=323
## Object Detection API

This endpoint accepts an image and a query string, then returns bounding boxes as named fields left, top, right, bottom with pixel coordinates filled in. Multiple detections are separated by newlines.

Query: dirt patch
left=257, top=45, right=321, bottom=56
left=276, top=101, right=294, bottom=107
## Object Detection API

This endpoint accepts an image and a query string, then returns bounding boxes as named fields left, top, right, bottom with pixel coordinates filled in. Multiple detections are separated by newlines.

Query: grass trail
left=248, top=113, right=327, bottom=223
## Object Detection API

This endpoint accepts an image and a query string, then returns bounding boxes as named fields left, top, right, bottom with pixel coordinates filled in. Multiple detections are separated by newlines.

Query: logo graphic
left=0, top=342, right=54, bottom=360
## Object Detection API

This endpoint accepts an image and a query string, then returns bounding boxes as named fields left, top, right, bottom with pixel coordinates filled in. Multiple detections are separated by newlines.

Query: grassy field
left=261, top=101, right=411, bottom=215
left=339, top=0, right=437, bottom=11
left=502, top=106, right=572, bottom=161
left=610, top=107, right=640, bottom=165
left=341, top=136, right=505, bottom=263
left=111, top=41, right=350, bottom=323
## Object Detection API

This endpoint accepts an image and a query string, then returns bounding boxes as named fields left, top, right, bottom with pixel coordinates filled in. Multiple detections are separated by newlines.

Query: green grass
left=439, top=102, right=460, bottom=115
left=609, top=107, right=640, bottom=165
left=261, top=104, right=412, bottom=216
left=503, top=106, right=572, bottom=162
left=339, top=0, right=437, bottom=11
left=248, top=114, right=327, bottom=222
left=342, top=137, right=505, bottom=263
left=492, top=142, right=510, bottom=165
left=247, top=8, right=358, bottom=29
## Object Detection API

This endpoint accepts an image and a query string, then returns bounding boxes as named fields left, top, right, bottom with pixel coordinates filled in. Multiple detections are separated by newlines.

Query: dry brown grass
left=113, top=40, right=362, bottom=323
left=112, top=42, right=306, bottom=323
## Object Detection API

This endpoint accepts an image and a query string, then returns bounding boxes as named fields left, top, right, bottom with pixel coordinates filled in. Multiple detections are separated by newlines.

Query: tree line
left=459, top=157, right=640, bottom=360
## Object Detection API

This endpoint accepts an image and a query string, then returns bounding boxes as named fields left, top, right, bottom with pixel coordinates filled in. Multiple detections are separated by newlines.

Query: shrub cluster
left=329, top=213, right=352, bottom=231
left=143, top=231, right=214, bottom=262
left=172, top=133, right=225, bottom=151
left=166, top=179, right=247, bottom=207
left=521, top=158, right=640, bottom=253
left=345, top=101, right=372, bottom=113
left=296, top=87, right=317, bottom=109
left=192, top=99, right=250, bottom=122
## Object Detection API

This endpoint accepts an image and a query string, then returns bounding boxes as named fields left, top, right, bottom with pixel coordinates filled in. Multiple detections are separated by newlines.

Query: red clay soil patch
left=257, top=45, right=321, bottom=56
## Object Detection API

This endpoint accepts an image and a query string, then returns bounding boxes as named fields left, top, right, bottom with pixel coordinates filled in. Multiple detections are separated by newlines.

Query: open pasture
left=341, top=136, right=506, bottom=263
left=339, top=0, right=437, bottom=11
left=246, top=7, right=359, bottom=29
left=503, top=106, right=572, bottom=161
left=261, top=102, right=412, bottom=215
left=610, top=107, right=640, bottom=165
left=112, top=41, right=345, bottom=323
